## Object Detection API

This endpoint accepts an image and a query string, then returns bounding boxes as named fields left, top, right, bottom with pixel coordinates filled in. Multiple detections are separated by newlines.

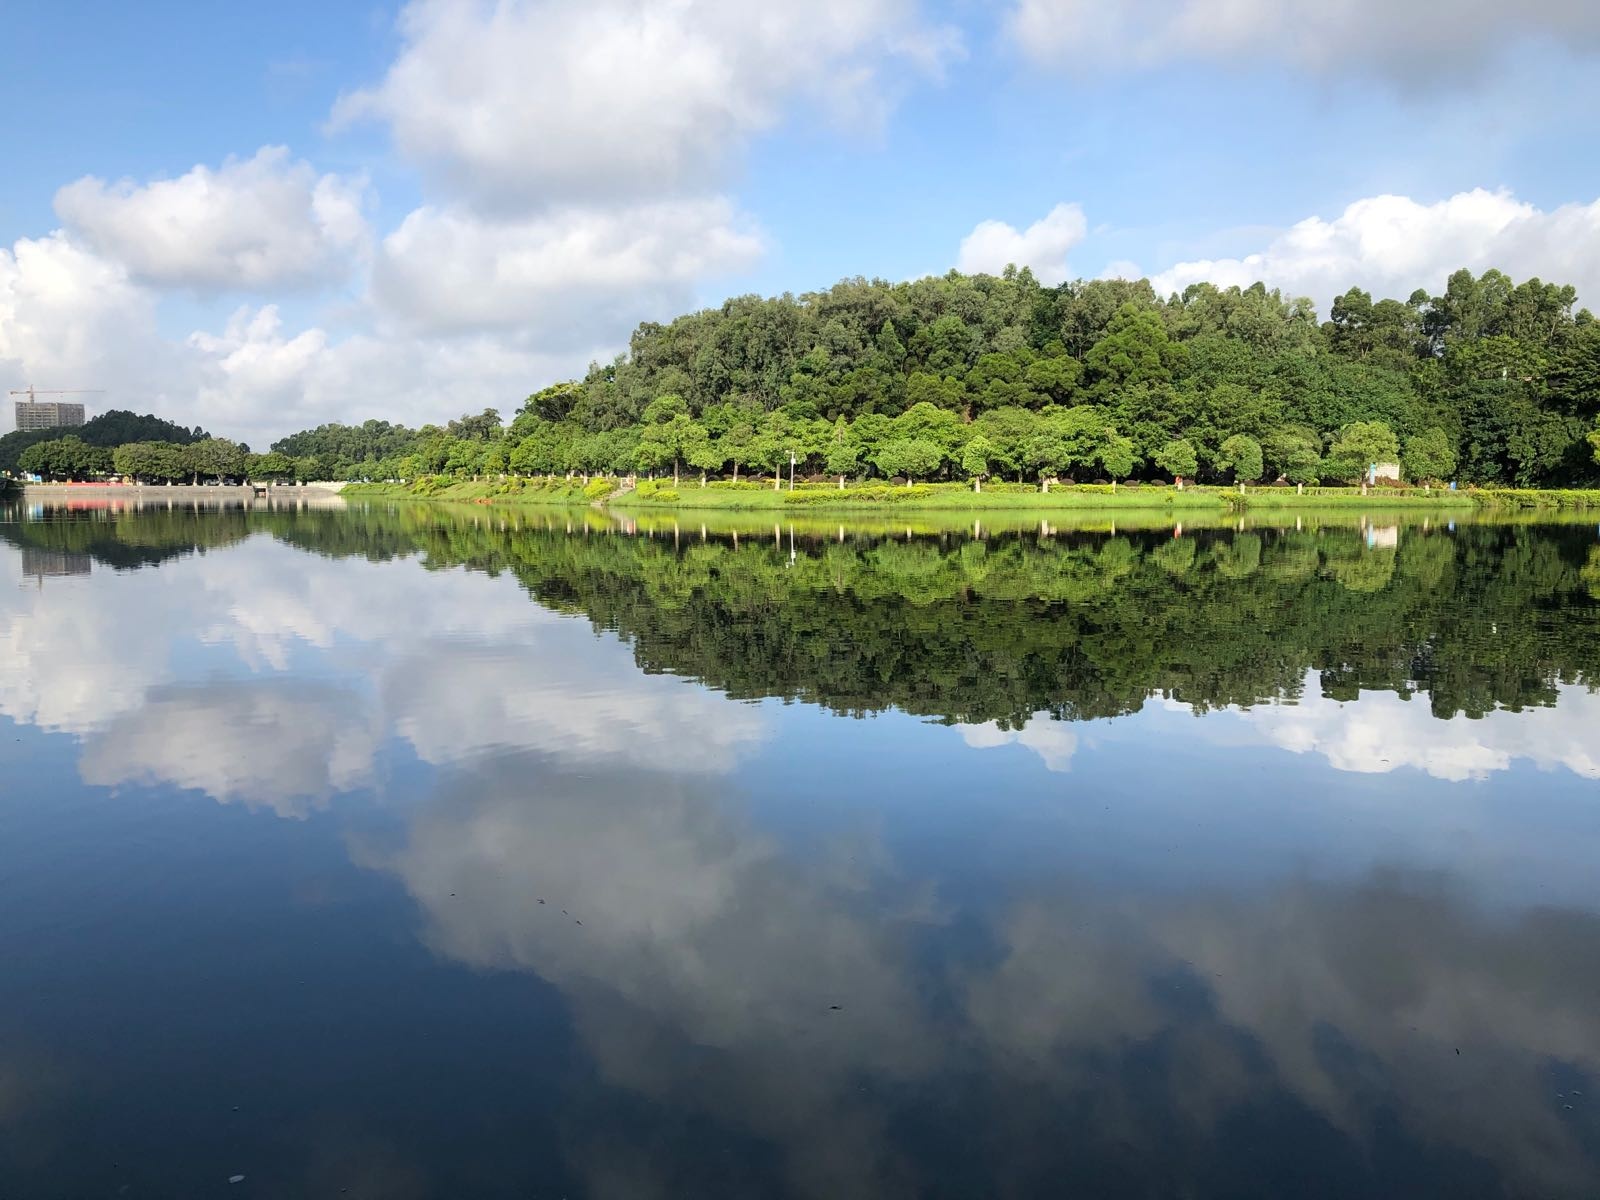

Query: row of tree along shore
left=6, top=266, right=1599, bottom=490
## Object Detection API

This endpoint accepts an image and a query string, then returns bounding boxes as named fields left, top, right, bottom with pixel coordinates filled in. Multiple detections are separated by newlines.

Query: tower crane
left=9, top=386, right=105, bottom=403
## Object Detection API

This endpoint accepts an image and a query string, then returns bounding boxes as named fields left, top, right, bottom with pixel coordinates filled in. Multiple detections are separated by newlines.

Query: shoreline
left=332, top=479, right=1594, bottom=514
left=13, top=482, right=349, bottom=503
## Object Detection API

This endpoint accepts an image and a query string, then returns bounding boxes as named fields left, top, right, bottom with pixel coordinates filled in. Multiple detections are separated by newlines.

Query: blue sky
left=3, top=0, right=1599, bottom=446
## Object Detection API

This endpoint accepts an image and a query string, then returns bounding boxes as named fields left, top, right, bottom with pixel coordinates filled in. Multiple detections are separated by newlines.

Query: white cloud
left=333, top=0, right=959, bottom=208
left=1133, top=189, right=1600, bottom=308
left=1234, top=677, right=1600, bottom=783
left=957, top=712, right=1079, bottom=771
left=1007, top=0, right=1600, bottom=84
left=54, top=146, right=369, bottom=291
left=183, top=305, right=592, bottom=448
left=79, top=682, right=383, bottom=819
left=0, top=236, right=574, bottom=442
left=372, top=199, right=763, bottom=337
left=956, top=203, right=1086, bottom=285
left=0, top=232, right=200, bottom=433
left=0, top=533, right=768, bottom=809
left=386, top=643, right=766, bottom=774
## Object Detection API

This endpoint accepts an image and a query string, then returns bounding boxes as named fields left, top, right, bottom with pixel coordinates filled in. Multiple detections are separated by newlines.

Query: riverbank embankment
left=18, top=482, right=349, bottom=504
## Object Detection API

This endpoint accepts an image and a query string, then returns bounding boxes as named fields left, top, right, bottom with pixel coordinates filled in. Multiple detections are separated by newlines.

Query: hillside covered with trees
left=271, top=266, right=1600, bottom=490
left=11, top=267, right=1600, bottom=489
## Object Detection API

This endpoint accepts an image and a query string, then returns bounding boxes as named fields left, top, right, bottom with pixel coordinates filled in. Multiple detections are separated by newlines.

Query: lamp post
left=789, top=450, right=795, bottom=492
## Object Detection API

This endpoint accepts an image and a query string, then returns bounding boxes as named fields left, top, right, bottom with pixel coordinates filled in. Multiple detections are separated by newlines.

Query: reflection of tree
left=271, top=508, right=1600, bottom=724
left=8, top=505, right=1596, bottom=724
left=0, top=505, right=254, bottom=570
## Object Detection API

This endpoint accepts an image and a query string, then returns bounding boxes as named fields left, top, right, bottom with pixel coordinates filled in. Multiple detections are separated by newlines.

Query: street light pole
left=789, top=450, right=795, bottom=492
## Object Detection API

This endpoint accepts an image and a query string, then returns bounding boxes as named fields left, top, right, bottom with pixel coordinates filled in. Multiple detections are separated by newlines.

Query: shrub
left=583, top=478, right=615, bottom=500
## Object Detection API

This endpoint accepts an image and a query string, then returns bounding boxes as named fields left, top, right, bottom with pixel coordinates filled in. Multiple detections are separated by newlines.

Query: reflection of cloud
left=381, top=749, right=1600, bottom=1195
left=961, top=870, right=1600, bottom=1195
left=373, top=760, right=935, bottom=1199
left=1150, top=874, right=1600, bottom=1196
left=956, top=712, right=1078, bottom=771
left=79, top=680, right=382, bottom=818
left=1229, top=675, right=1600, bottom=781
left=388, top=643, right=764, bottom=772
left=0, top=550, right=174, bottom=734
left=0, top=536, right=767, bottom=810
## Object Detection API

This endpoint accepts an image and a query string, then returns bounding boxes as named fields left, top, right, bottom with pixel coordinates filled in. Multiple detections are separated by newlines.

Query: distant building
left=15, top=401, right=87, bottom=432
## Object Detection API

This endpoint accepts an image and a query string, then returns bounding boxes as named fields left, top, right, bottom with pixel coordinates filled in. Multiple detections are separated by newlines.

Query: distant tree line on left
left=11, top=434, right=316, bottom=485
left=0, top=410, right=208, bottom=474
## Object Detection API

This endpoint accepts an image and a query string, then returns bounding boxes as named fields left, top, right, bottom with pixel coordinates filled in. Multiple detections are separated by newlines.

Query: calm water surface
left=2, top=500, right=1599, bottom=1198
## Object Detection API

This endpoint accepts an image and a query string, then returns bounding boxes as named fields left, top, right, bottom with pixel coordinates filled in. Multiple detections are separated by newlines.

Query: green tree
left=1085, top=302, right=1184, bottom=396
left=1098, top=432, right=1138, bottom=484
left=1403, top=428, right=1459, bottom=483
left=1218, top=434, right=1264, bottom=484
left=182, top=437, right=245, bottom=484
left=1325, top=420, right=1400, bottom=483
left=960, top=435, right=997, bottom=489
left=685, top=431, right=727, bottom=486
left=873, top=438, right=944, bottom=484
left=825, top=418, right=861, bottom=488
left=244, top=451, right=296, bottom=482
left=1154, top=439, right=1198, bottom=483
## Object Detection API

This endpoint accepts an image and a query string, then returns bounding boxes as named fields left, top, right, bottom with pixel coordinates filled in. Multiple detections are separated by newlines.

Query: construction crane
left=9, top=386, right=105, bottom=403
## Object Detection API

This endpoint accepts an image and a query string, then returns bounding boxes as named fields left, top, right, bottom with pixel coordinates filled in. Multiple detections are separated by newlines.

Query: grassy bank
left=343, top=478, right=596, bottom=505
left=1469, top=488, right=1600, bottom=510
left=344, top=476, right=1600, bottom=516
left=345, top=477, right=1225, bottom=512
left=611, top=480, right=1226, bottom=512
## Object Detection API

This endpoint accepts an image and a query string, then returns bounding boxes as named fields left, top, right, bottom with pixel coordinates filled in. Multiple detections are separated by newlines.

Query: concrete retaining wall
left=19, top=482, right=347, bottom=502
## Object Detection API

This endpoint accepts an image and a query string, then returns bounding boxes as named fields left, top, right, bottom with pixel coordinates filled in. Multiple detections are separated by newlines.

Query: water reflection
left=0, top=502, right=1597, bottom=1197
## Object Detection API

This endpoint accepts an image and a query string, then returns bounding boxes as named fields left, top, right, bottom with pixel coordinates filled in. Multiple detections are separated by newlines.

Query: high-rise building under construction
left=14, top=401, right=86, bottom=432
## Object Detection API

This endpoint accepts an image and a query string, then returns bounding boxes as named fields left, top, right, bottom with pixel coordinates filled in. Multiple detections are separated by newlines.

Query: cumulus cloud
left=371, top=199, right=763, bottom=337
left=333, top=0, right=959, bottom=208
left=1007, top=0, right=1600, bottom=85
left=181, top=304, right=591, bottom=448
left=0, top=232, right=199, bottom=430
left=955, top=203, right=1086, bottom=285
left=54, top=146, right=370, bottom=291
left=1131, top=188, right=1600, bottom=308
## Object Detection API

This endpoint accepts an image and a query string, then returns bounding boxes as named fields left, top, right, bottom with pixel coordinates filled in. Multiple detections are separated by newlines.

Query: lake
left=2, top=499, right=1598, bottom=1198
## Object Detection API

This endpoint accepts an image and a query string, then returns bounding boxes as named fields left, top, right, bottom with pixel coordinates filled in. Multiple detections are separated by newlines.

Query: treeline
left=11, top=435, right=311, bottom=485
left=272, top=266, right=1600, bottom=489
left=0, top=410, right=208, bottom=475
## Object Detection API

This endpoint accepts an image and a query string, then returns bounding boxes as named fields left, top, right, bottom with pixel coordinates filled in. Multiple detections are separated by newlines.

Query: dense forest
left=7, top=504, right=1595, bottom=723
left=266, top=266, right=1600, bottom=489
left=8, top=267, right=1599, bottom=489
